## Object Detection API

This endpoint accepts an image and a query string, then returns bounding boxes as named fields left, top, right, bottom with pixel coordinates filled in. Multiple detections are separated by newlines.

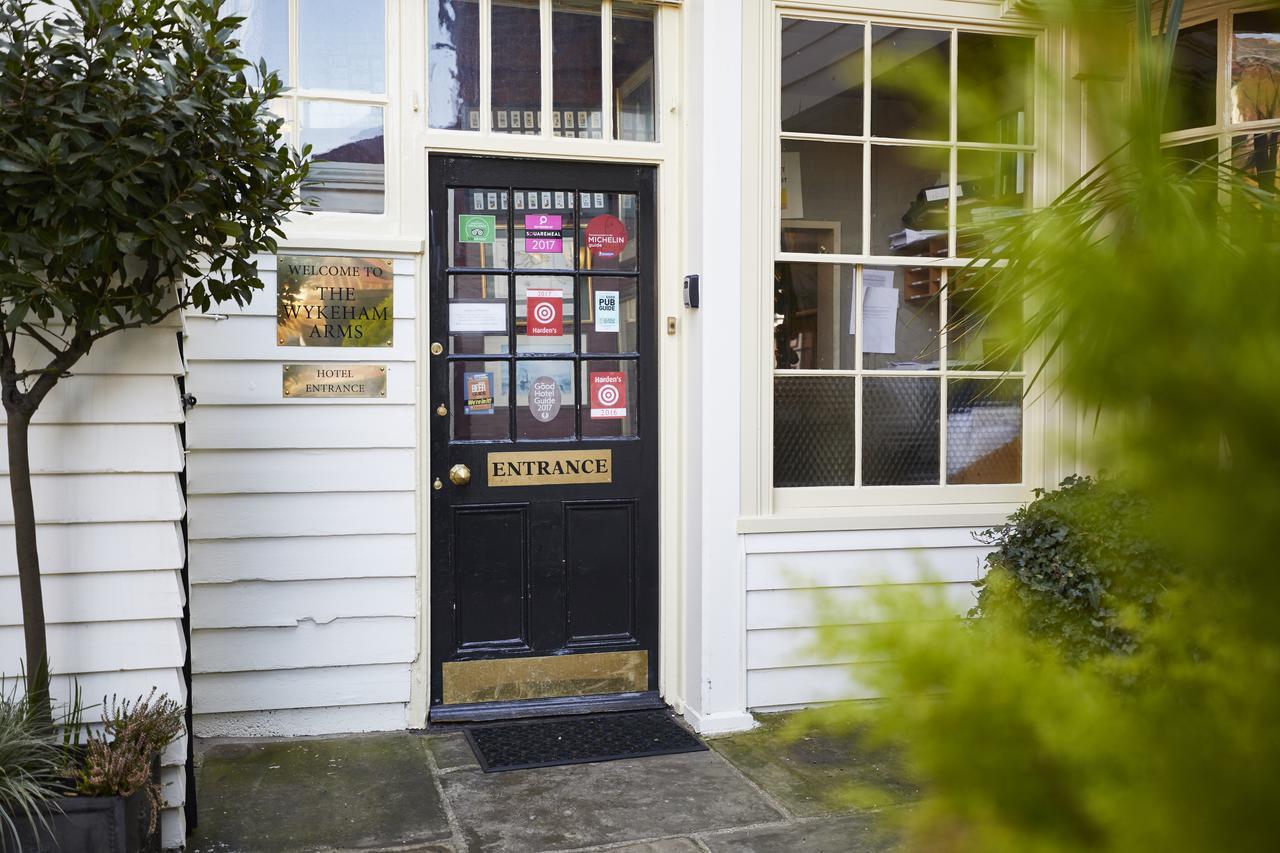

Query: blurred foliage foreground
left=802, top=4, right=1280, bottom=852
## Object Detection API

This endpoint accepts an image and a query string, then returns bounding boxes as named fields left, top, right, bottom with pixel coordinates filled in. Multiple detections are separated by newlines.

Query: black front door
left=428, top=156, right=659, bottom=718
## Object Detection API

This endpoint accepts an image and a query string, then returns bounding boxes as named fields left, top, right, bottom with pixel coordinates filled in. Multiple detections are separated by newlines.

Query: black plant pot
left=8, top=788, right=158, bottom=853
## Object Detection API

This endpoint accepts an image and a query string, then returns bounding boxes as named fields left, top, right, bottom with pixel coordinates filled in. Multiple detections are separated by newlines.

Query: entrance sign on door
left=585, top=215, right=628, bottom=260
left=487, top=449, right=613, bottom=486
left=524, top=214, right=563, bottom=253
left=595, top=291, right=619, bottom=332
left=589, top=372, right=627, bottom=419
left=526, top=289, right=563, bottom=336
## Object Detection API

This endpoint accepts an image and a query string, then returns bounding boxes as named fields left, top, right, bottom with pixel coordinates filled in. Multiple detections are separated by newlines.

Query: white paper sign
left=861, top=285, right=899, bottom=354
left=449, top=301, right=508, bottom=333
left=851, top=268, right=896, bottom=335
left=595, top=291, right=620, bottom=332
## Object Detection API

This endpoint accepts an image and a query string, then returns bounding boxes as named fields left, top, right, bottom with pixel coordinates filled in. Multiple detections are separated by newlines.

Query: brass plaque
left=277, top=255, right=393, bottom=346
left=442, top=651, right=648, bottom=705
left=283, top=364, right=387, bottom=398
left=487, top=449, right=612, bottom=487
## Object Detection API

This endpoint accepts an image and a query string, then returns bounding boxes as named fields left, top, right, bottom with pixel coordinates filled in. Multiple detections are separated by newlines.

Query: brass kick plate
left=442, top=651, right=648, bottom=705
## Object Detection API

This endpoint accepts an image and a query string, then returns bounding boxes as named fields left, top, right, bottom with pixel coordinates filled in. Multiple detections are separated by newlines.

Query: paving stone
left=601, top=839, right=703, bottom=853
left=427, top=732, right=480, bottom=771
left=441, top=751, right=783, bottom=851
left=709, top=715, right=918, bottom=818
left=701, top=814, right=898, bottom=853
left=189, top=733, right=451, bottom=853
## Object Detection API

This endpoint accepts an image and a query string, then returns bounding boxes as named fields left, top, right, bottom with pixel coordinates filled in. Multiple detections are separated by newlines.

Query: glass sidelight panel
left=553, top=1, right=604, bottom=138
left=450, top=188, right=511, bottom=268
left=448, top=274, right=510, bottom=356
left=516, top=359, right=576, bottom=439
left=862, top=376, right=940, bottom=485
left=579, top=192, right=639, bottom=272
left=582, top=277, right=638, bottom=354
left=613, top=2, right=657, bottom=141
left=428, top=0, right=481, bottom=130
left=451, top=360, right=511, bottom=441
left=516, top=275, right=575, bottom=352
left=581, top=359, right=638, bottom=438
left=947, top=378, right=1022, bottom=484
left=492, top=0, right=542, bottom=134
left=514, top=190, right=577, bottom=269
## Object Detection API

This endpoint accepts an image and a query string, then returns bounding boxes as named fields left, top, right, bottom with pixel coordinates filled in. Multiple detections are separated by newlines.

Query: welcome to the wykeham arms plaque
left=487, top=450, right=613, bottom=486
left=277, top=255, right=393, bottom=346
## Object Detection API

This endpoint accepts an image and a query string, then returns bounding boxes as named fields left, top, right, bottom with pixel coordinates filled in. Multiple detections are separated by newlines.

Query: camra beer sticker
left=589, top=372, right=627, bottom=419
left=277, top=255, right=394, bottom=347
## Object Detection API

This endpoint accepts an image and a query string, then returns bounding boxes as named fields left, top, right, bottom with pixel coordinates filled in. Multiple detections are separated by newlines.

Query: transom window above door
left=428, top=0, right=658, bottom=141
left=772, top=16, right=1038, bottom=495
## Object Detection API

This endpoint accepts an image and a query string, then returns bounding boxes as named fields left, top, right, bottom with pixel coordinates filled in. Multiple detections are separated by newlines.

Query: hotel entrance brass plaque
left=277, top=254, right=394, bottom=346
left=487, top=449, right=613, bottom=486
left=283, top=364, right=387, bottom=398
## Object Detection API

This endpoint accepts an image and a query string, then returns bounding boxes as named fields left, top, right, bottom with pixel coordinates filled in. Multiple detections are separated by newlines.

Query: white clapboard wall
left=0, top=318, right=191, bottom=849
left=185, top=254, right=418, bottom=738
left=743, top=526, right=994, bottom=710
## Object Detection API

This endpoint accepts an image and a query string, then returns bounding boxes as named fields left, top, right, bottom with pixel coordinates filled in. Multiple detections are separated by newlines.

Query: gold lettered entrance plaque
left=277, top=255, right=393, bottom=346
left=487, top=450, right=613, bottom=486
left=283, top=364, right=387, bottom=398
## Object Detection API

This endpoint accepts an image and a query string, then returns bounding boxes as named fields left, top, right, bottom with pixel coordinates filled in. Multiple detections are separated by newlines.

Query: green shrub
left=973, top=475, right=1174, bottom=661
left=0, top=686, right=61, bottom=848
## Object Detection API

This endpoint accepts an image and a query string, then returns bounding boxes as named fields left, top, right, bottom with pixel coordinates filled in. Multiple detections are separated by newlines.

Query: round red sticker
left=585, top=214, right=628, bottom=260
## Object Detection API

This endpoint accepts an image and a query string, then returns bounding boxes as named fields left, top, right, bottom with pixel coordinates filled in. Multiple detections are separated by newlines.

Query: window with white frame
left=228, top=0, right=389, bottom=214
left=427, top=0, right=657, bottom=141
left=1163, top=5, right=1280, bottom=196
left=773, top=16, right=1036, bottom=490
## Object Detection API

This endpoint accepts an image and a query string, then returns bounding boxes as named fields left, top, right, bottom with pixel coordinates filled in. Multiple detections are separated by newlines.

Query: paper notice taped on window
left=861, top=285, right=899, bottom=354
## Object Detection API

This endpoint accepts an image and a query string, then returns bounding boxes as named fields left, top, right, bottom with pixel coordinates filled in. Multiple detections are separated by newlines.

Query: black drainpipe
left=177, top=332, right=197, bottom=836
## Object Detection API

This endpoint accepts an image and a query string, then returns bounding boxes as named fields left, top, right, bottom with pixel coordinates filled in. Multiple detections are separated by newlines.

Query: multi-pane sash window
left=428, top=0, right=658, bottom=141
left=774, top=17, right=1036, bottom=489
left=228, top=0, right=389, bottom=214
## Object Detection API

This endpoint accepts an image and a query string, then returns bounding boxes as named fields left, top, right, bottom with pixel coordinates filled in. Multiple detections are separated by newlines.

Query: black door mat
left=464, top=709, right=707, bottom=772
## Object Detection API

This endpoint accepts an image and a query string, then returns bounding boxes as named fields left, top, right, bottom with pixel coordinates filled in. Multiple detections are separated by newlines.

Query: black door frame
left=426, top=155, right=661, bottom=721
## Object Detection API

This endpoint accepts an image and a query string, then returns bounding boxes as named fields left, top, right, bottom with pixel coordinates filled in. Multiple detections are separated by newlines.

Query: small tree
left=0, top=0, right=307, bottom=724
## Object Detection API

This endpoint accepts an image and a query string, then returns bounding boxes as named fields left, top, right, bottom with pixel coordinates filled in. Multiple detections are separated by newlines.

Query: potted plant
left=0, top=685, right=62, bottom=850
left=5, top=688, right=184, bottom=853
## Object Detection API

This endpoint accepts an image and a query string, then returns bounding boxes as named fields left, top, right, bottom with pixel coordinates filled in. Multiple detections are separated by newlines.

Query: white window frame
left=758, top=2, right=1052, bottom=517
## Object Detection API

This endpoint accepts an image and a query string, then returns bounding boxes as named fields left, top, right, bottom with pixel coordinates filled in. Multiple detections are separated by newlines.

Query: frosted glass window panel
left=300, top=102, right=385, bottom=214
left=781, top=18, right=865, bottom=136
left=553, top=1, right=603, bottom=139
left=613, top=2, right=657, bottom=141
left=493, top=0, right=542, bottom=135
left=298, top=0, right=386, bottom=94
left=429, top=0, right=481, bottom=130
left=1232, top=10, right=1280, bottom=124
left=773, top=375, right=858, bottom=487
left=862, top=377, right=940, bottom=486
left=1165, top=19, right=1217, bottom=132
left=957, top=33, right=1034, bottom=144
left=870, top=26, right=950, bottom=141
left=225, top=0, right=290, bottom=85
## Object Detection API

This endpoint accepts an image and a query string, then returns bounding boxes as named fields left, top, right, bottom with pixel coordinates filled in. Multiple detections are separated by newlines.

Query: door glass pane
left=773, top=374, right=857, bottom=487
left=780, top=141, right=863, bottom=255
left=957, top=33, right=1033, bottom=144
left=1232, top=10, right=1280, bottom=124
left=773, top=263, right=856, bottom=370
left=870, top=26, right=950, bottom=141
left=516, top=275, right=575, bottom=352
left=451, top=360, right=511, bottom=441
left=300, top=102, right=385, bottom=214
left=450, top=188, right=510, bottom=268
left=449, top=275, right=510, bottom=355
left=580, top=192, right=639, bottom=271
left=859, top=266, right=939, bottom=370
left=947, top=378, right=1022, bottom=484
left=956, top=149, right=1032, bottom=257
left=1165, top=19, right=1217, bottom=132
left=862, top=376, right=940, bottom=485
left=781, top=18, right=864, bottom=136
left=298, top=0, right=385, bottom=93
left=553, top=1, right=603, bottom=138
left=582, top=360, right=638, bottom=438
left=516, top=360, right=576, bottom=439
left=226, top=0, right=290, bottom=85
left=514, top=190, right=577, bottom=269
left=870, top=144, right=950, bottom=256
left=613, top=2, right=657, bottom=141
left=583, top=277, right=638, bottom=354
left=429, top=0, right=481, bottom=130
left=493, top=0, right=541, bottom=135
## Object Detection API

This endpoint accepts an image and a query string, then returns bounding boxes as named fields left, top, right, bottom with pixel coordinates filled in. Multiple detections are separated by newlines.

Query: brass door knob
left=448, top=463, right=472, bottom=486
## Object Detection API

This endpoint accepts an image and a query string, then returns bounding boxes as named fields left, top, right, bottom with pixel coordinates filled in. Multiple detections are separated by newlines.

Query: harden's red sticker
left=589, top=372, right=627, bottom=419
left=526, top=288, right=563, bottom=336
left=585, top=214, right=628, bottom=260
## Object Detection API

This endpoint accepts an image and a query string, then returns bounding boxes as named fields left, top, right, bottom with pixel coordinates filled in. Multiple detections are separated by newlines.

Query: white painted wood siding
left=185, top=255, right=418, bottom=738
left=0, top=318, right=190, bottom=848
left=743, top=526, right=993, bottom=710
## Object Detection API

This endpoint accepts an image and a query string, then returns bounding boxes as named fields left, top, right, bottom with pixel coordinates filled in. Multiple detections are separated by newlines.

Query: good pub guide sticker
left=526, top=288, right=563, bottom=336
left=589, top=372, right=627, bottom=419
left=595, top=291, right=619, bottom=333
